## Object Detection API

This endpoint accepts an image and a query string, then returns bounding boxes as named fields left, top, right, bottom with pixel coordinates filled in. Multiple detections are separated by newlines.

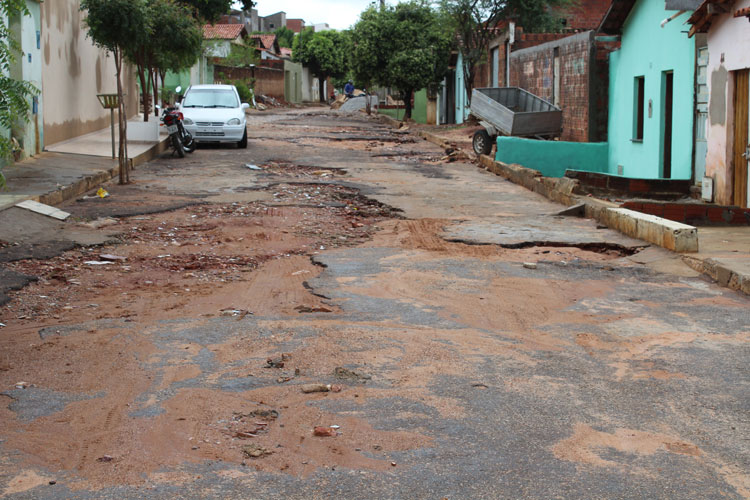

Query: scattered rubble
left=242, top=444, right=273, bottom=458
left=313, top=426, right=338, bottom=437
left=333, top=367, right=371, bottom=382
left=301, top=383, right=342, bottom=393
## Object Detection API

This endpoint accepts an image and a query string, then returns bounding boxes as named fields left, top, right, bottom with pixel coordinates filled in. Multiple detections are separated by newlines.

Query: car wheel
left=183, top=133, right=197, bottom=153
left=472, top=129, right=493, bottom=156
left=238, top=129, right=248, bottom=149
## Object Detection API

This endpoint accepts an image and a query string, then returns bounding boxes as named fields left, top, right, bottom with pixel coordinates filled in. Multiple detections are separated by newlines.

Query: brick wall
left=558, top=0, right=612, bottom=30
left=508, top=31, right=616, bottom=143
left=213, top=64, right=285, bottom=100
left=510, top=32, right=590, bottom=142
left=622, top=201, right=750, bottom=225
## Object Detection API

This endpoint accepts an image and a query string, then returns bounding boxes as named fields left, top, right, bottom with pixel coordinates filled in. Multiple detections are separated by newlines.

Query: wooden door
left=734, top=69, right=749, bottom=207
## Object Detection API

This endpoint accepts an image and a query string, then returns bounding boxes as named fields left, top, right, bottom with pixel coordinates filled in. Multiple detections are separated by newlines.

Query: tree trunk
left=136, top=62, right=150, bottom=122
left=404, top=89, right=413, bottom=119
left=114, top=50, right=129, bottom=184
left=464, top=58, right=474, bottom=106
left=318, top=76, right=325, bottom=103
left=152, top=67, right=159, bottom=117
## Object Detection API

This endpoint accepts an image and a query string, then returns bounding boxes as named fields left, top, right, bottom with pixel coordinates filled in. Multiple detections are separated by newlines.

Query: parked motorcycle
left=157, top=89, right=195, bottom=158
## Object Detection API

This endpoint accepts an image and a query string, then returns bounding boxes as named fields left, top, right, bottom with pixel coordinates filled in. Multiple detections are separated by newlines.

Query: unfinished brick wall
left=509, top=31, right=615, bottom=143
left=214, top=64, right=285, bottom=100
left=558, top=0, right=612, bottom=31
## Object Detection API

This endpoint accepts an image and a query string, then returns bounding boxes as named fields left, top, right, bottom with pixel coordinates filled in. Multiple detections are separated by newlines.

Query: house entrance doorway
left=662, top=71, right=674, bottom=178
left=733, top=68, right=749, bottom=208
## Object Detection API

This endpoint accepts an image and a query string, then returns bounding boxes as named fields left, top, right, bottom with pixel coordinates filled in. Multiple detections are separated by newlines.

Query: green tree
left=127, top=0, right=202, bottom=120
left=274, top=26, right=295, bottom=48
left=82, top=0, right=150, bottom=184
left=0, top=0, right=39, bottom=184
left=351, top=2, right=451, bottom=119
left=441, top=0, right=570, bottom=99
left=292, top=28, right=348, bottom=103
left=221, top=43, right=259, bottom=68
left=180, top=0, right=255, bottom=23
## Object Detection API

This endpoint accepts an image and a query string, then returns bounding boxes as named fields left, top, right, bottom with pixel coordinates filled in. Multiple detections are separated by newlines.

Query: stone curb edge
left=375, top=115, right=748, bottom=296
left=376, top=115, right=451, bottom=149
left=682, top=256, right=750, bottom=296
left=476, top=154, right=750, bottom=296
left=35, top=137, right=170, bottom=207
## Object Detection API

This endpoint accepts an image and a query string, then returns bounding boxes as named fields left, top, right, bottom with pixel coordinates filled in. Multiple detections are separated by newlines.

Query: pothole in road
left=246, top=160, right=348, bottom=179
left=0, top=183, right=401, bottom=322
left=448, top=239, right=645, bottom=257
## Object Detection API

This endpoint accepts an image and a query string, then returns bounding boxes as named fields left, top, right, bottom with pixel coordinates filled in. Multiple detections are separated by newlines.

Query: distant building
left=286, top=19, right=305, bottom=33
left=262, top=12, right=287, bottom=31
left=312, top=23, right=331, bottom=32
left=203, top=24, right=248, bottom=58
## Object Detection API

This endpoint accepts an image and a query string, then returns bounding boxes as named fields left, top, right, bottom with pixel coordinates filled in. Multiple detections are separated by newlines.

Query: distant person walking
left=344, top=80, right=354, bottom=98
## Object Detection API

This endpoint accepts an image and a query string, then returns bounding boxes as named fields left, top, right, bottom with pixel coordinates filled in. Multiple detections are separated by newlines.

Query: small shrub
left=233, top=80, right=252, bottom=104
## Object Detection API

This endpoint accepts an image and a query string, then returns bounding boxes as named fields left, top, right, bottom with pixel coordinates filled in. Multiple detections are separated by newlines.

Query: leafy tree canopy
left=180, top=0, right=255, bottom=23
left=441, top=0, right=571, bottom=96
left=0, top=0, right=38, bottom=171
left=292, top=28, right=348, bottom=80
left=147, top=0, right=203, bottom=74
left=350, top=1, right=451, bottom=117
left=274, top=26, right=295, bottom=48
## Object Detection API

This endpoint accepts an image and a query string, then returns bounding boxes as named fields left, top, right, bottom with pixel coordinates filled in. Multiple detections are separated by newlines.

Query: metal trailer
left=469, top=87, right=563, bottom=155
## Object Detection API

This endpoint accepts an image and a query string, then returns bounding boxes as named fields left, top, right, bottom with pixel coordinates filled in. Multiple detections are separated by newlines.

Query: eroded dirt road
left=1, top=109, right=748, bottom=499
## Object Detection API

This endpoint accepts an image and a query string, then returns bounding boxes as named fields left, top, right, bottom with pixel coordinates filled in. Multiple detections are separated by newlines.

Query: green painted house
left=494, top=0, right=702, bottom=182
left=602, top=0, right=698, bottom=180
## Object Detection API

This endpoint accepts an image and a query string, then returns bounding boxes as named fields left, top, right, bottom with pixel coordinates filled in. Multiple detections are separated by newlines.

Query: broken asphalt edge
left=377, top=115, right=749, bottom=296
left=475, top=154, right=750, bottom=296
left=4, top=137, right=170, bottom=211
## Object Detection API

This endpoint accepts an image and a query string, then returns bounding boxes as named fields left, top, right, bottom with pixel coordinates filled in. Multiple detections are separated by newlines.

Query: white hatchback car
left=179, top=84, right=250, bottom=148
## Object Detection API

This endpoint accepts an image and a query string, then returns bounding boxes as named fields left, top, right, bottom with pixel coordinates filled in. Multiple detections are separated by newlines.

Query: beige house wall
left=41, top=0, right=138, bottom=147
left=705, top=0, right=750, bottom=205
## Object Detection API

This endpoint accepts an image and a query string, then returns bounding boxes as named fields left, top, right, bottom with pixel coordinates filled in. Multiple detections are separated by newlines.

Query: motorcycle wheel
left=171, top=134, right=185, bottom=158
left=182, top=133, right=197, bottom=153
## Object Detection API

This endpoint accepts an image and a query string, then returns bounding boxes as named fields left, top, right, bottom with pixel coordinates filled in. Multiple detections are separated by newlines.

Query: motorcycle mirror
left=155, top=104, right=161, bottom=111
left=175, top=86, right=182, bottom=94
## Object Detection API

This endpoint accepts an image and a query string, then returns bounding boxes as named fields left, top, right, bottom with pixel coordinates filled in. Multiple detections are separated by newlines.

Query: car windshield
left=182, top=89, right=239, bottom=108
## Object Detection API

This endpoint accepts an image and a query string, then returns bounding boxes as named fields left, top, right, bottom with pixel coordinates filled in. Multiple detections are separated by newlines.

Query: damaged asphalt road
left=0, top=109, right=748, bottom=499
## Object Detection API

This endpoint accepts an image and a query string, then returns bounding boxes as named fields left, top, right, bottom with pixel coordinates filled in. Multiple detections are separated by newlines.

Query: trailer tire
left=472, top=129, right=493, bottom=156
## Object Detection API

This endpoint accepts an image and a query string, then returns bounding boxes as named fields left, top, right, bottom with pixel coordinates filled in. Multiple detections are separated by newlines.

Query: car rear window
left=182, top=89, right=239, bottom=108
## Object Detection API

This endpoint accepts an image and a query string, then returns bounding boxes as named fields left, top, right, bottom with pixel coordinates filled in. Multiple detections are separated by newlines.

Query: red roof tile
left=250, top=34, right=277, bottom=51
left=203, top=24, right=247, bottom=40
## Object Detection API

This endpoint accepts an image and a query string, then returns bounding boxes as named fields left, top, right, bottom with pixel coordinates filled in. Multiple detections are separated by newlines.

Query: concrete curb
left=36, top=137, right=169, bottom=207
left=418, top=130, right=450, bottom=149
left=378, top=117, right=746, bottom=296
left=477, top=154, right=700, bottom=253
left=682, top=256, right=750, bottom=295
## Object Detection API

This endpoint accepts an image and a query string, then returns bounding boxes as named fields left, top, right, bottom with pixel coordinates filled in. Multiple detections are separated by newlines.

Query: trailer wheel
left=472, top=129, right=493, bottom=156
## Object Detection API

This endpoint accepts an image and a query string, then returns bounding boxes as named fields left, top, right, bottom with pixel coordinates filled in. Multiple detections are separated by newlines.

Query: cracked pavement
left=0, top=109, right=748, bottom=499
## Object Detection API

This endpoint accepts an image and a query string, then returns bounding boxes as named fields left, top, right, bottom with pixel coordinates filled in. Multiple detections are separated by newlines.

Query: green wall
left=378, top=89, right=428, bottom=124
left=412, top=89, right=427, bottom=124
left=607, top=0, right=695, bottom=179
left=164, top=68, right=191, bottom=91
left=379, top=107, right=407, bottom=121
left=284, top=60, right=303, bottom=104
left=495, top=137, right=609, bottom=178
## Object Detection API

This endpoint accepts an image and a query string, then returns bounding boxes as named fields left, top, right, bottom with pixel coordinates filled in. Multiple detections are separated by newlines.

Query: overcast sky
left=241, top=0, right=407, bottom=31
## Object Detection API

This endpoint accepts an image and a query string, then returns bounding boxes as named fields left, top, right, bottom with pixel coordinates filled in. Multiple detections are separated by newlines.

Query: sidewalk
left=0, top=116, right=168, bottom=211
left=383, top=115, right=750, bottom=296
